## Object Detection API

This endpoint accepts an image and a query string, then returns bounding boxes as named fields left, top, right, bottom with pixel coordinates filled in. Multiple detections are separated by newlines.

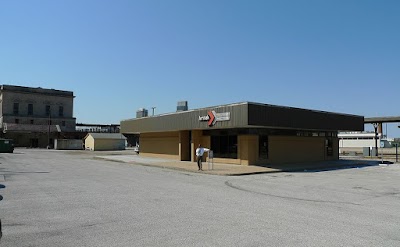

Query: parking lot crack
left=225, top=180, right=362, bottom=206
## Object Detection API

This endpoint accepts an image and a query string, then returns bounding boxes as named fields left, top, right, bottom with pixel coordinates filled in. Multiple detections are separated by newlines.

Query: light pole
left=47, top=107, right=51, bottom=149
left=372, top=123, right=379, bottom=157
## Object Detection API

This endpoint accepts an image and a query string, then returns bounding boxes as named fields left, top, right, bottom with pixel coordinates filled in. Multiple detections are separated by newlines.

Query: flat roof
left=121, top=102, right=364, bottom=134
left=364, top=116, right=400, bottom=123
left=122, top=101, right=360, bottom=122
left=1, top=85, right=74, bottom=97
left=85, top=133, right=126, bottom=140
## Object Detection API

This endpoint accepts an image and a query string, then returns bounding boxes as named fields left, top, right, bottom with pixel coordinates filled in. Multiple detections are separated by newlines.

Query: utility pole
left=373, top=123, right=379, bottom=157
left=47, top=106, right=51, bottom=149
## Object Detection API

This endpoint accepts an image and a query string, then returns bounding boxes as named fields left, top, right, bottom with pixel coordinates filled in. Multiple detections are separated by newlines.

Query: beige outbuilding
left=84, top=133, right=126, bottom=151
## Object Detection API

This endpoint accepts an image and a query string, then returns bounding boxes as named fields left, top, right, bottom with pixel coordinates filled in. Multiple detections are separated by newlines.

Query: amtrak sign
left=199, top=110, right=230, bottom=127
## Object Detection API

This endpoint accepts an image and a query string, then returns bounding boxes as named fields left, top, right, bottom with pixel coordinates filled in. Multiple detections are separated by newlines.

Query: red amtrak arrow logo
left=207, top=111, right=216, bottom=126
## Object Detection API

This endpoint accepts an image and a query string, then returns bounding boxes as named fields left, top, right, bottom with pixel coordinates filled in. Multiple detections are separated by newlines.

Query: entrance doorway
left=30, top=138, right=39, bottom=148
left=188, top=130, right=192, bottom=161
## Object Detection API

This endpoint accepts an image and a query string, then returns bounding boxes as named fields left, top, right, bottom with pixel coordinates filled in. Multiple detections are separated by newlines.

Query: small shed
left=84, top=133, right=126, bottom=151
left=55, top=139, right=84, bottom=150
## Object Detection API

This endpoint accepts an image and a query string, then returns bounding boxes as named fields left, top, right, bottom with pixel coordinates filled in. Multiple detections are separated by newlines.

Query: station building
left=121, top=102, right=364, bottom=166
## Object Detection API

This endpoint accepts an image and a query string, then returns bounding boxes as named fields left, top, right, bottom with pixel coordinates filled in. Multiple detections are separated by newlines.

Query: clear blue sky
left=1, top=0, right=399, bottom=136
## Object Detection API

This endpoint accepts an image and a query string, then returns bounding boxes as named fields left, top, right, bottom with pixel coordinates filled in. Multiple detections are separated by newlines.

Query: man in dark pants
left=195, top=144, right=210, bottom=171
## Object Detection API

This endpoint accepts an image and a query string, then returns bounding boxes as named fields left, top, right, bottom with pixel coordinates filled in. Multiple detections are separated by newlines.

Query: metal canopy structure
left=364, top=116, right=400, bottom=156
left=364, top=116, right=400, bottom=124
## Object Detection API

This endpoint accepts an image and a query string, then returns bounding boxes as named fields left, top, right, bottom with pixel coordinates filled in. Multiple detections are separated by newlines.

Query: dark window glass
left=30, top=119, right=34, bottom=124
left=28, top=104, right=33, bottom=115
left=46, top=105, right=51, bottom=116
left=326, top=138, right=333, bottom=156
left=59, top=106, right=64, bottom=117
left=229, top=137, right=238, bottom=158
left=13, top=103, right=19, bottom=115
left=211, top=135, right=237, bottom=159
left=15, top=119, right=19, bottom=124
left=259, top=135, right=269, bottom=159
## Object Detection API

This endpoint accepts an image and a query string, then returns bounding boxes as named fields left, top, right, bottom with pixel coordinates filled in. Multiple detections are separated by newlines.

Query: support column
left=378, top=123, right=383, bottom=136
left=238, top=135, right=258, bottom=166
left=191, top=130, right=203, bottom=162
left=179, top=131, right=190, bottom=161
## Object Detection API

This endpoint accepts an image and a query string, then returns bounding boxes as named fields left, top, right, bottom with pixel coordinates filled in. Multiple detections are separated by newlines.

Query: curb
left=94, top=156, right=281, bottom=176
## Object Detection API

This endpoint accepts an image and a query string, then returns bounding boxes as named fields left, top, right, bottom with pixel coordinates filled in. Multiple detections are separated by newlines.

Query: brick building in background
left=0, top=85, right=76, bottom=147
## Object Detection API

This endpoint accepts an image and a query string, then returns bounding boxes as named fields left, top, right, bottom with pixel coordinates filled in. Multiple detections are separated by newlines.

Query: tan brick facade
left=138, top=130, right=340, bottom=166
left=121, top=102, right=361, bottom=166
left=0, top=85, right=76, bottom=147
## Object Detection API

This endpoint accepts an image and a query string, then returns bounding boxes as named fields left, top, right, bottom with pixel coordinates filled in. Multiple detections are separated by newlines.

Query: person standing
left=196, top=144, right=210, bottom=171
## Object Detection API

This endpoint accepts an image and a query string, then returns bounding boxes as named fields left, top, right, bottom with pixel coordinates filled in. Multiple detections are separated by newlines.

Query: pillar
left=179, top=131, right=190, bottom=161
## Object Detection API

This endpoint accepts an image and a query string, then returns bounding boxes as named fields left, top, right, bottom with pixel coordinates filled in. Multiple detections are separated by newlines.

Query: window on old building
left=28, top=104, right=33, bottom=115
left=46, top=105, right=51, bottom=116
left=13, top=103, right=19, bottom=115
left=59, top=106, right=64, bottom=117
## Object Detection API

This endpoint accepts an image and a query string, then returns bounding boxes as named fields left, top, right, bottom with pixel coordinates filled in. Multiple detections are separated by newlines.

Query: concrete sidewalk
left=95, top=154, right=387, bottom=176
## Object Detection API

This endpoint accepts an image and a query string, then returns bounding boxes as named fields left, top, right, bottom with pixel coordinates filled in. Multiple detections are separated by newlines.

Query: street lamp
left=47, top=106, right=51, bottom=149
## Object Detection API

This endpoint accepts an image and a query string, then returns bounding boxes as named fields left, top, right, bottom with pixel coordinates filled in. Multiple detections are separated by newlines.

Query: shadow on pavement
left=257, top=159, right=384, bottom=173
left=0, top=171, right=49, bottom=174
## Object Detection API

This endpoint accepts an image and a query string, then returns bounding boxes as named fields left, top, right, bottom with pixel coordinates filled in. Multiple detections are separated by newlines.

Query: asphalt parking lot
left=0, top=149, right=400, bottom=246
